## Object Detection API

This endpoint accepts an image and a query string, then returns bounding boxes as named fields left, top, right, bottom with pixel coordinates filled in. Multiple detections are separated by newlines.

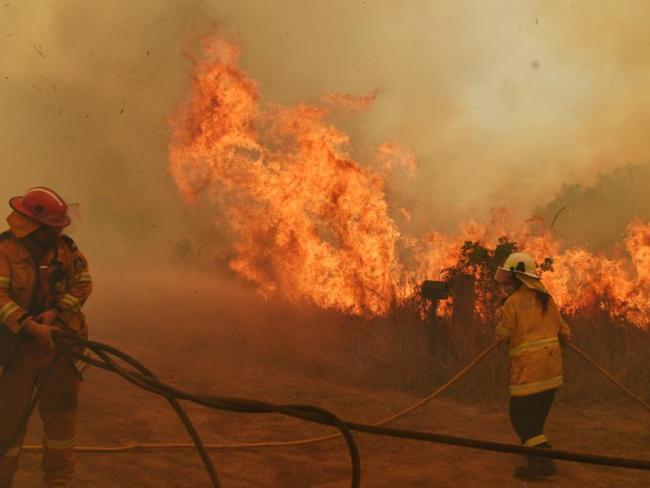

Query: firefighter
left=494, top=252, right=571, bottom=480
left=0, top=187, right=92, bottom=488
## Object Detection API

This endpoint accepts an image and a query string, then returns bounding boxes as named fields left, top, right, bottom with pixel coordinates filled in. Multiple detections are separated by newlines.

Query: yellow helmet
left=495, top=252, right=548, bottom=294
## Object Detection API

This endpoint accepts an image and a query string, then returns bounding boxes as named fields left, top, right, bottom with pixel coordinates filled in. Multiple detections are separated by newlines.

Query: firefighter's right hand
left=24, top=319, right=57, bottom=349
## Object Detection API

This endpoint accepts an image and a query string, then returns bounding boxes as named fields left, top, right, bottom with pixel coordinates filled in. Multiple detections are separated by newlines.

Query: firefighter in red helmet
left=0, top=187, right=92, bottom=487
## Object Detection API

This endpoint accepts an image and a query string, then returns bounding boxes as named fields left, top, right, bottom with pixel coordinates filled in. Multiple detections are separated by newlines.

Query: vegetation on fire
left=166, top=234, right=650, bottom=408
left=400, top=237, right=650, bottom=406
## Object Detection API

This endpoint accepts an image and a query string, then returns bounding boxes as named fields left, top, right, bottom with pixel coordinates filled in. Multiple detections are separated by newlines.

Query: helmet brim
left=6, top=210, right=41, bottom=238
left=9, top=196, right=70, bottom=228
left=515, top=274, right=549, bottom=294
left=495, top=267, right=549, bottom=294
left=494, top=267, right=514, bottom=283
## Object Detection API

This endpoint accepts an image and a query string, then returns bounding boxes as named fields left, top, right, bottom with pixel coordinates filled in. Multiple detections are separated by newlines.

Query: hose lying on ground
left=5, top=333, right=362, bottom=488
left=1, top=344, right=228, bottom=487
left=13, top=334, right=650, bottom=487
left=23, top=339, right=502, bottom=455
left=57, top=333, right=362, bottom=488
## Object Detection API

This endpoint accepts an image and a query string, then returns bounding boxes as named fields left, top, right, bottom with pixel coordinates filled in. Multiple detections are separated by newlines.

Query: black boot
left=514, top=456, right=543, bottom=480
left=536, top=442, right=557, bottom=477
left=514, top=442, right=557, bottom=479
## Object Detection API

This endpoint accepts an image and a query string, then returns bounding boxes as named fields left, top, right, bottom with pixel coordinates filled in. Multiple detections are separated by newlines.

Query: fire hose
left=30, top=338, right=503, bottom=454
left=6, top=334, right=650, bottom=487
left=567, top=343, right=650, bottom=414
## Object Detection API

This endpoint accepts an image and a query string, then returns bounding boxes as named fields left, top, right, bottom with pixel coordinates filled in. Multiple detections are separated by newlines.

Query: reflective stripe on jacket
left=495, top=287, right=571, bottom=397
left=0, top=231, right=92, bottom=335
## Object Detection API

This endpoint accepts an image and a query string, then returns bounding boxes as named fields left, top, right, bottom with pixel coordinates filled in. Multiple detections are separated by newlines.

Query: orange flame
left=169, top=39, right=403, bottom=315
left=415, top=214, right=650, bottom=326
left=169, top=38, right=650, bottom=326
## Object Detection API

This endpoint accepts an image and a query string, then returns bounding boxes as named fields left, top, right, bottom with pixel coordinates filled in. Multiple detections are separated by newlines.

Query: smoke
left=540, top=163, right=650, bottom=249
left=207, top=0, right=650, bottom=239
left=0, top=0, right=216, bottom=265
left=2, top=0, right=650, bottom=266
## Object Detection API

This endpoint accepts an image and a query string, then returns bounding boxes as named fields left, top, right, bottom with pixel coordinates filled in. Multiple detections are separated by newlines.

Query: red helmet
left=9, top=187, right=70, bottom=228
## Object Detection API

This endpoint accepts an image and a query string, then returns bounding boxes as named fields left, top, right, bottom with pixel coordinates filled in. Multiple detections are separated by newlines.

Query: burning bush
left=414, top=239, right=650, bottom=405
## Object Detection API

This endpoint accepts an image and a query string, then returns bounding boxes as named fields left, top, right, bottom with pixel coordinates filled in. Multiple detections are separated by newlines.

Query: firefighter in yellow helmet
left=0, top=187, right=92, bottom=488
left=494, top=252, right=571, bottom=480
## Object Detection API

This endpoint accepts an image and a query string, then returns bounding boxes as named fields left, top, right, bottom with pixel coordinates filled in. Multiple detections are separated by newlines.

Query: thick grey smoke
left=540, top=163, right=650, bottom=249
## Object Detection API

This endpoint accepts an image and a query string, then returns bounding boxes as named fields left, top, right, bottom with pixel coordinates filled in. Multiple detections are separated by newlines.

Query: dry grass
left=89, top=267, right=650, bottom=410
left=562, top=313, right=650, bottom=405
left=376, top=303, right=650, bottom=407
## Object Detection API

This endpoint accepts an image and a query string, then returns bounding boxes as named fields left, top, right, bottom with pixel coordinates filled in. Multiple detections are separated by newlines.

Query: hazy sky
left=2, top=0, right=649, bottom=264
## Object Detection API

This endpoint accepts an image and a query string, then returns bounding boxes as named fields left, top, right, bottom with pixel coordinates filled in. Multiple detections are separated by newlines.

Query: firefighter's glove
left=35, top=309, right=58, bottom=325
left=24, top=319, right=57, bottom=350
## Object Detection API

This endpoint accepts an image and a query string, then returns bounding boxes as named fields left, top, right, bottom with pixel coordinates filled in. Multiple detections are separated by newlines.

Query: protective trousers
left=0, top=338, right=79, bottom=488
left=509, top=388, right=556, bottom=447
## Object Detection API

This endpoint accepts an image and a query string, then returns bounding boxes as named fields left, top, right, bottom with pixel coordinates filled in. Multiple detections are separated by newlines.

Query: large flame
left=169, top=38, right=650, bottom=326
left=169, top=39, right=406, bottom=315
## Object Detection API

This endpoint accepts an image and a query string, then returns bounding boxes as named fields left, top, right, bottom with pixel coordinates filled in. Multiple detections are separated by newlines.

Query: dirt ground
left=12, top=337, right=650, bottom=488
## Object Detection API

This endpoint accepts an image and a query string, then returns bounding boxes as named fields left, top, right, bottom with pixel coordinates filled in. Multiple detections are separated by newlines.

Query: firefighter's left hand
left=35, top=309, right=58, bottom=325
left=24, top=320, right=57, bottom=350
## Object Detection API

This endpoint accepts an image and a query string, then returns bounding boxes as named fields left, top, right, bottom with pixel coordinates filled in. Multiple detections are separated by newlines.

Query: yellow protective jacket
left=495, top=286, right=571, bottom=397
left=0, top=230, right=92, bottom=335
